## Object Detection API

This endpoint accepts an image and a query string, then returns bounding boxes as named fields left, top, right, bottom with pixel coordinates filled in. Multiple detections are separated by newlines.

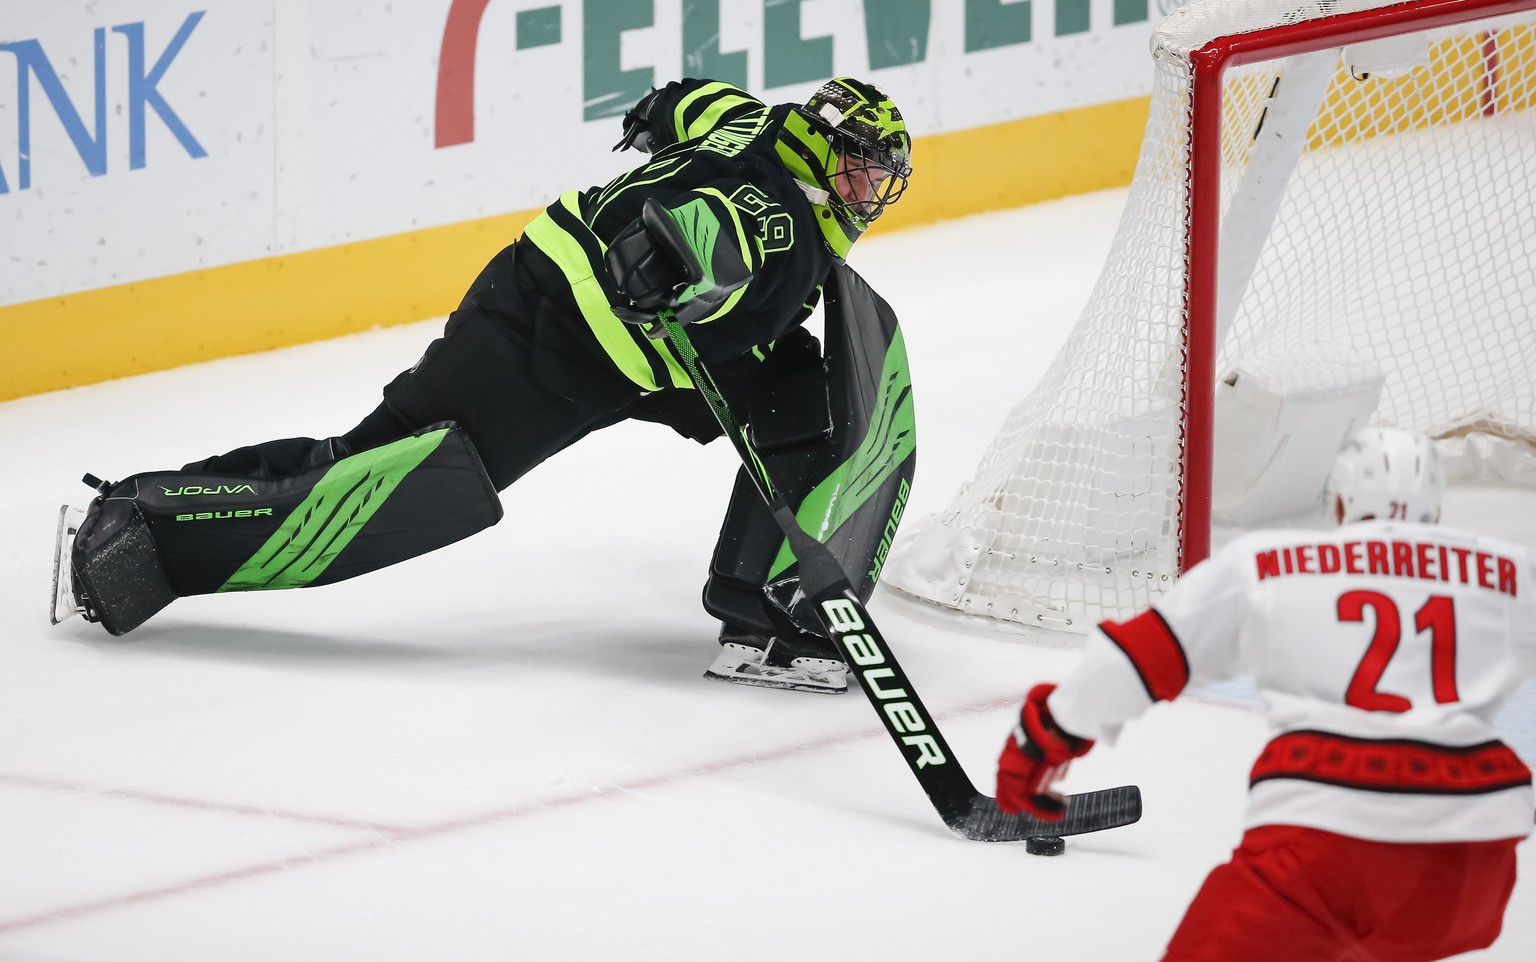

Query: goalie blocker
left=63, top=423, right=502, bottom=635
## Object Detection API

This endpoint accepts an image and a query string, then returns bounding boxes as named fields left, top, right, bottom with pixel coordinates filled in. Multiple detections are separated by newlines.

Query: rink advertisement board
left=0, top=1, right=1170, bottom=398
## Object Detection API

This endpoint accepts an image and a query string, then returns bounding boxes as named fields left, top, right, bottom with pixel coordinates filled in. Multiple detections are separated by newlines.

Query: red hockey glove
left=995, top=683, right=1096, bottom=820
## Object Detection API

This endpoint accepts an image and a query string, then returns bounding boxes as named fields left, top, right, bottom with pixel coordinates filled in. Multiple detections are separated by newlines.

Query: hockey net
left=884, top=0, right=1536, bottom=632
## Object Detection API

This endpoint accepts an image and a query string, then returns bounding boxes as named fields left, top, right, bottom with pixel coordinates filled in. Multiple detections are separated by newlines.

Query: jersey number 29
left=1337, top=591, right=1459, bottom=712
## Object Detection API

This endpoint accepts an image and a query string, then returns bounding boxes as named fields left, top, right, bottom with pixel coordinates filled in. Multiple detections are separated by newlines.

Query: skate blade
left=703, top=647, right=847, bottom=694
left=50, top=504, right=86, bottom=625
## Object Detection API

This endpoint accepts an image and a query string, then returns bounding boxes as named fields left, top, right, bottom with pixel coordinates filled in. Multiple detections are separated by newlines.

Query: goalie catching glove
left=995, top=683, right=1096, bottom=820
left=605, top=195, right=757, bottom=336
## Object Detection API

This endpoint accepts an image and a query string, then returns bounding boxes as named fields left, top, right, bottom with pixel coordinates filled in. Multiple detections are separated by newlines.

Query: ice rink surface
left=3, top=190, right=1533, bottom=960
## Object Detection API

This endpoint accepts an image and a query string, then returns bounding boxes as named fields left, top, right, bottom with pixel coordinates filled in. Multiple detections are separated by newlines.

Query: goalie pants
left=1161, top=824, right=1520, bottom=962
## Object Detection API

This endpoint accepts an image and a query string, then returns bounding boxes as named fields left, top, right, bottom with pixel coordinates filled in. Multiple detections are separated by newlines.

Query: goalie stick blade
left=946, top=785, right=1142, bottom=842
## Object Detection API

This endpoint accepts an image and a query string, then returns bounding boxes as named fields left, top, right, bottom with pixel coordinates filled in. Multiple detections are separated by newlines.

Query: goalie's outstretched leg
left=58, top=422, right=502, bottom=636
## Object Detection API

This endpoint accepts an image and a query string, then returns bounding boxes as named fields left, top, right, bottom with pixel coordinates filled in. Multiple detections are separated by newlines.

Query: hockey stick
left=659, top=313, right=1141, bottom=841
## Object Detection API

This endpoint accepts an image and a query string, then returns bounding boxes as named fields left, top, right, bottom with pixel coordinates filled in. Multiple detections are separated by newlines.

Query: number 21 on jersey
left=1337, top=591, right=1459, bottom=712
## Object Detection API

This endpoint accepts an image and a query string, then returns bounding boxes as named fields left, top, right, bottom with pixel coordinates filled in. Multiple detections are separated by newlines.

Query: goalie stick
left=658, top=312, right=1142, bottom=842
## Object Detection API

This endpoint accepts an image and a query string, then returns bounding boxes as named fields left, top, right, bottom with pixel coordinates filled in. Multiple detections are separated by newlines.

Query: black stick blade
left=947, top=785, right=1142, bottom=842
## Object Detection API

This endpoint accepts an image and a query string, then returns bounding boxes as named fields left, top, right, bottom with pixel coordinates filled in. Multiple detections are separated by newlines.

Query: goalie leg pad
left=703, top=264, right=917, bottom=638
left=704, top=429, right=833, bottom=639
left=71, top=423, right=501, bottom=632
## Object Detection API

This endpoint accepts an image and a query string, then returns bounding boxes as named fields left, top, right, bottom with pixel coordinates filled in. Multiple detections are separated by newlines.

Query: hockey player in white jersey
left=996, top=427, right=1534, bottom=962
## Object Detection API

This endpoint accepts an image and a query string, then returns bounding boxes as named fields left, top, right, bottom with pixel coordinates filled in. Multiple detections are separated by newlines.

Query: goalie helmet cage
left=884, top=0, right=1536, bottom=632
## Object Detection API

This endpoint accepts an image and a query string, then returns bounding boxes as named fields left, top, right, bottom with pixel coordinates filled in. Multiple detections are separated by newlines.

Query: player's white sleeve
left=1050, top=543, right=1248, bottom=745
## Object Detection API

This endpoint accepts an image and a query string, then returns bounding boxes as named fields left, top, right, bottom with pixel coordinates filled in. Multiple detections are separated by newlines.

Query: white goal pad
left=885, top=0, right=1536, bottom=633
left=1211, top=345, right=1384, bottom=527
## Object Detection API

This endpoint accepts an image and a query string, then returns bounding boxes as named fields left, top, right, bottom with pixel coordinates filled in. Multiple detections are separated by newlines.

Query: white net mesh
left=884, top=0, right=1536, bottom=632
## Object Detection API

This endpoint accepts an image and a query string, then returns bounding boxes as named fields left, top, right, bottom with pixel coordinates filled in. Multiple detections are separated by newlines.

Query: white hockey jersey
left=1049, top=520, right=1536, bottom=843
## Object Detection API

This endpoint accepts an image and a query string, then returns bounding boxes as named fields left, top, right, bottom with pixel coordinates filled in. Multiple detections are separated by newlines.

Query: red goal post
left=885, top=0, right=1536, bottom=634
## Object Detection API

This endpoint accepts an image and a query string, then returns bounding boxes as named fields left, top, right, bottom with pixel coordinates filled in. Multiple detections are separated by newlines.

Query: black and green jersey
left=519, top=80, right=840, bottom=399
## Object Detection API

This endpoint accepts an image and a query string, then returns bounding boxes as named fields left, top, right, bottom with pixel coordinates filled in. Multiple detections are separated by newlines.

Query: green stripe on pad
left=219, top=429, right=450, bottom=591
left=767, top=328, right=916, bottom=580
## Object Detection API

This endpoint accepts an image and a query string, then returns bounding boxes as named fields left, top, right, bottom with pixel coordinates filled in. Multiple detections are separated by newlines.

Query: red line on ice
left=0, top=696, right=1022, bottom=935
left=0, top=772, right=411, bottom=833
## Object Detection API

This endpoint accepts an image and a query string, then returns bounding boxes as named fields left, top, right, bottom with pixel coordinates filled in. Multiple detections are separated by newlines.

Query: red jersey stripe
left=1251, top=730, right=1533, bottom=796
left=1098, top=609, right=1191, bottom=703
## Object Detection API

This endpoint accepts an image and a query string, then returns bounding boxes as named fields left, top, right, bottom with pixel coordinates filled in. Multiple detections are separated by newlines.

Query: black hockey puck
left=1026, top=835, right=1065, bottom=856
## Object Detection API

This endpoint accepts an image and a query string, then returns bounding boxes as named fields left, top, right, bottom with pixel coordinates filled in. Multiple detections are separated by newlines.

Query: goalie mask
left=1327, top=427, right=1444, bottom=524
left=776, top=78, right=912, bottom=260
